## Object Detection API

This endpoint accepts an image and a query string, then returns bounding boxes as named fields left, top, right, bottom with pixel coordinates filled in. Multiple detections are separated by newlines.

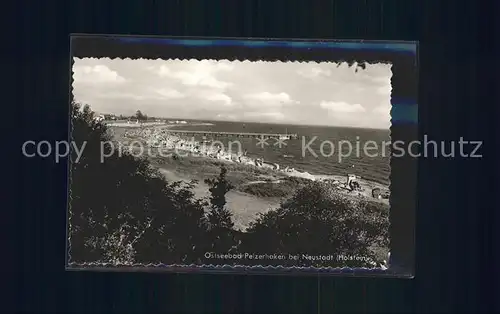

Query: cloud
left=213, top=62, right=234, bottom=72
left=372, top=103, right=391, bottom=115
left=297, top=66, right=332, bottom=79
left=243, top=92, right=297, bottom=108
left=377, top=84, right=392, bottom=95
left=73, top=65, right=125, bottom=84
left=100, top=92, right=146, bottom=101
left=203, top=92, right=233, bottom=106
left=372, top=76, right=391, bottom=84
left=320, top=101, right=366, bottom=113
left=154, top=60, right=233, bottom=89
left=100, top=88, right=184, bottom=101
left=154, top=88, right=185, bottom=99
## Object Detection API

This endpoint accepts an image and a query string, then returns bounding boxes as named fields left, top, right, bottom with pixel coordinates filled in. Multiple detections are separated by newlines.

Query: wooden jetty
left=163, top=129, right=299, bottom=140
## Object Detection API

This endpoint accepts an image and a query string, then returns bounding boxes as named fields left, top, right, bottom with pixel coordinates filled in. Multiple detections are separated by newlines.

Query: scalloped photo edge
left=66, top=35, right=418, bottom=278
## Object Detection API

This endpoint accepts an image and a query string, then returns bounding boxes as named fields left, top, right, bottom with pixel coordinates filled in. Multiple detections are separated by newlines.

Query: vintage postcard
left=67, top=36, right=417, bottom=277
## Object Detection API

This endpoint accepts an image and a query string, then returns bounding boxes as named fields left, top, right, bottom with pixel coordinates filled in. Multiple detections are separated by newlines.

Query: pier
left=163, top=129, right=299, bottom=140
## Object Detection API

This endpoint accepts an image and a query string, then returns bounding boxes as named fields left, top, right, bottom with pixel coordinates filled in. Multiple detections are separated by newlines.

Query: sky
left=72, top=58, right=392, bottom=129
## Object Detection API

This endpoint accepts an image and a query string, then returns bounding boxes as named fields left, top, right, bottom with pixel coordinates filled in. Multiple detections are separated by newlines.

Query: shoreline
left=108, top=123, right=390, bottom=204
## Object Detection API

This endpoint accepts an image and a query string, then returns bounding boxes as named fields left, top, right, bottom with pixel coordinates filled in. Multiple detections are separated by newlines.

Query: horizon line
left=99, top=113, right=389, bottom=130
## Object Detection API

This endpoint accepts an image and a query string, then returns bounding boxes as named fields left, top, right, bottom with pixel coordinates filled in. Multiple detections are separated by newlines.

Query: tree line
left=101, top=110, right=150, bottom=121
left=69, top=102, right=389, bottom=268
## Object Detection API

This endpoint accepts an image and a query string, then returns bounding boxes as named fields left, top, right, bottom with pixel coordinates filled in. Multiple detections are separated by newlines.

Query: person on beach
left=236, top=149, right=246, bottom=163
left=255, top=158, right=264, bottom=167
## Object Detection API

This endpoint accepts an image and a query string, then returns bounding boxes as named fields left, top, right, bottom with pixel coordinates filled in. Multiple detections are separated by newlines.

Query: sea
left=170, top=120, right=391, bottom=186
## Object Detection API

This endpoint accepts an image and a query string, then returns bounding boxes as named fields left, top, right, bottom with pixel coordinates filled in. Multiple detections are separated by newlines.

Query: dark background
left=9, top=0, right=496, bottom=313
left=71, top=35, right=417, bottom=275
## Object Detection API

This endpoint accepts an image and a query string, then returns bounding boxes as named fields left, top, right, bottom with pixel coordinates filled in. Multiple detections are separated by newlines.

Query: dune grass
left=238, top=176, right=312, bottom=198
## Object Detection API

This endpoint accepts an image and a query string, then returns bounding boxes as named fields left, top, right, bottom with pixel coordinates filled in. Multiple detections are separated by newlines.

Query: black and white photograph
left=68, top=53, right=394, bottom=270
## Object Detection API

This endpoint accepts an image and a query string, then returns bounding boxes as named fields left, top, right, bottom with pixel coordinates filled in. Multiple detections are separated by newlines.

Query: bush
left=204, top=167, right=238, bottom=253
left=239, top=182, right=290, bottom=198
left=238, top=176, right=311, bottom=198
left=240, top=181, right=389, bottom=268
left=69, top=102, right=211, bottom=264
